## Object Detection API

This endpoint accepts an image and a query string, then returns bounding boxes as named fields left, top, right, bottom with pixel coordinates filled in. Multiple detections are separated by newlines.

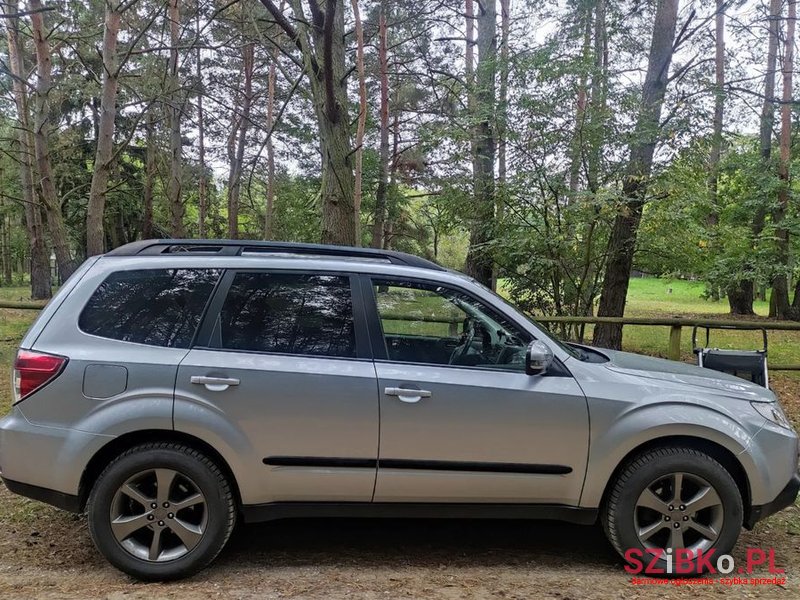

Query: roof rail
left=105, top=239, right=446, bottom=271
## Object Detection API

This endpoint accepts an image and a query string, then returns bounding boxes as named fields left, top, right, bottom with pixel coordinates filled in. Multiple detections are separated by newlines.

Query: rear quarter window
left=79, top=269, right=220, bottom=348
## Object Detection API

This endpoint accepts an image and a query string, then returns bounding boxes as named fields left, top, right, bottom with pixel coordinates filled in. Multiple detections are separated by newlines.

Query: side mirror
left=526, top=340, right=554, bottom=375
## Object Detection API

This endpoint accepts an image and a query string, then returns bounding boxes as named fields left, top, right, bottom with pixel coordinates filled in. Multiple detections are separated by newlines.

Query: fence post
left=668, top=325, right=682, bottom=361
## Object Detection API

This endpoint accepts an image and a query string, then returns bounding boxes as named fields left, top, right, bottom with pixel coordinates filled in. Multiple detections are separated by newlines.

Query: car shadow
left=216, top=518, right=621, bottom=570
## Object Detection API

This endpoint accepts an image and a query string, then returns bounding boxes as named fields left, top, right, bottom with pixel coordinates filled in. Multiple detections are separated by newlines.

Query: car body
left=1, top=239, right=798, bottom=580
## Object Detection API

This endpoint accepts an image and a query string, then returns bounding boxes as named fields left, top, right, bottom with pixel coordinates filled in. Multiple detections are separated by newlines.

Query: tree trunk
left=142, top=110, right=155, bottom=239
left=264, top=68, right=276, bottom=240
left=227, top=42, right=255, bottom=239
left=310, top=0, right=356, bottom=245
left=705, top=0, right=724, bottom=301
left=593, top=0, right=680, bottom=350
left=773, top=0, right=795, bottom=319
left=707, top=0, right=724, bottom=228
left=2, top=213, right=12, bottom=286
left=371, top=4, right=390, bottom=249
left=586, top=0, right=607, bottom=193
left=350, top=0, right=366, bottom=245
left=493, top=0, right=510, bottom=287
left=728, top=281, right=755, bottom=315
left=464, top=0, right=479, bottom=187
left=167, top=0, right=185, bottom=238
left=3, top=4, right=51, bottom=298
left=196, top=8, right=208, bottom=238
left=259, top=0, right=356, bottom=246
left=737, top=0, right=781, bottom=315
left=264, top=30, right=280, bottom=240
left=28, top=0, right=75, bottom=280
left=86, top=0, right=121, bottom=256
left=383, top=110, right=399, bottom=250
left=568, top=5, right=592, bottom=198
left=464, top=0, right=497, bottom=288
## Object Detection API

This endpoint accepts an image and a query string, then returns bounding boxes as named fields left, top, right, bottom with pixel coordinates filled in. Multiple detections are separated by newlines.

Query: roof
left=104, top=239, right=446, bottom=272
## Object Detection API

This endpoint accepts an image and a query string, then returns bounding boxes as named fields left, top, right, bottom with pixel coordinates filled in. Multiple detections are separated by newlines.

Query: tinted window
left=373, top=279, right=530, bottom=370
left=218, top=272, right=356, bottom=358
left=80, top=269, right=220, bottom=348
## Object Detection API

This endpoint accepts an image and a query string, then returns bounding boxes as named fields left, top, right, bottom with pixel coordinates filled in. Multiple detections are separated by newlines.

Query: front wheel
left=602, top=447, right=743, bottom=575
left=87, top=442, right=236, bottom=580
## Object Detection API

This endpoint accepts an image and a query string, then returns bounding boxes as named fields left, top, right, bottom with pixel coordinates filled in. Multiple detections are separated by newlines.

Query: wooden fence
left=535, top=316, right=800, bottom=370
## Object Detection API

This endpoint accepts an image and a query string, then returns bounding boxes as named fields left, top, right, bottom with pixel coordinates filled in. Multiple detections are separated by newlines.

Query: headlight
left=751, top=401, right=794, bottom=430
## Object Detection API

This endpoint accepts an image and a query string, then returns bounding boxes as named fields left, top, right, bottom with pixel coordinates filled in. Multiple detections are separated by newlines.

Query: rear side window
left=218, top=272, right=356, bottom=358
left=79, top=269, right=220, bottom=348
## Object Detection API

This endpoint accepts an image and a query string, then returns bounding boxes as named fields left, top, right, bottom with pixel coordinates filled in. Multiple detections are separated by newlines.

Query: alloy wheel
left=634, top=471, right=724, bottom=553
left=109, top=468, right=208, bottom=562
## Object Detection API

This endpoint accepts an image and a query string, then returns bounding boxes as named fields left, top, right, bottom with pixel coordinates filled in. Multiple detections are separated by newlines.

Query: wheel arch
left=597, top=435, right=751, bottom=525
left=78, top=429, right=242, bottom=513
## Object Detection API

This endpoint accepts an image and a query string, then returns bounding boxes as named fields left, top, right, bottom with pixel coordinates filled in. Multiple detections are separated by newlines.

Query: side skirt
left=241, top=502, right=598, bottom=525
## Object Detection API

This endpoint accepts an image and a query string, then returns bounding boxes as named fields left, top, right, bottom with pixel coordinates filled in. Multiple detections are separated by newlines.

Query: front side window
left=79, top=269, right=221, bottom=348
left=218, top=272, right=356, bottom=358
left=372, top=279, right=531, bottom=370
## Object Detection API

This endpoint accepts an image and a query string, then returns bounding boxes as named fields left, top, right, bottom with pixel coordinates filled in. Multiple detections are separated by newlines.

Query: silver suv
left=1, top=240, right=798, bottom=580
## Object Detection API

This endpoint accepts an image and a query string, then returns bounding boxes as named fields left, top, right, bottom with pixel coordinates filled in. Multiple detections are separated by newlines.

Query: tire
left=602, top=447, right=743, bottom=576
left=87, top=442, right=236, bottom=581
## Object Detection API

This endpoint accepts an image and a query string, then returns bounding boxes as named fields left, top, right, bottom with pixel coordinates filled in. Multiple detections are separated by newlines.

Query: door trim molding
left=263, top=456, right=571, bottom=475
left=263, top=456, right=377, bottom=469
left=379, top=459, right=572, bottom=475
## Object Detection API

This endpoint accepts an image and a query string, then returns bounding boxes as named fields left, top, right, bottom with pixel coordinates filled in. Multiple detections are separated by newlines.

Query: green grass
left=625, top=277, right=771, bottom=316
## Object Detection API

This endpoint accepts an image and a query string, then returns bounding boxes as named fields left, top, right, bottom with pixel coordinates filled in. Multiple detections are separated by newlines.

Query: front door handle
left=191, top=375, right=240, bottom=391
left=384, top=387, right=432, bottom=403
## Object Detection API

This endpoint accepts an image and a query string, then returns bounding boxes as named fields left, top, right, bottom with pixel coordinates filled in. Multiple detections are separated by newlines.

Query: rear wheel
left=602, top=447, right=743, bottom=575
left=88, top=442, right=236, bottom=580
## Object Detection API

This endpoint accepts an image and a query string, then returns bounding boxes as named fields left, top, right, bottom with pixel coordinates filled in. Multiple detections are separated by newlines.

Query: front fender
left=579, top=401, right=762, bottom=507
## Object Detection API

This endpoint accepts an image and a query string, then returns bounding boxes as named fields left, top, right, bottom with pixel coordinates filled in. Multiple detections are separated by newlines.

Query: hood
left=598, top=348, right=775, bottom=402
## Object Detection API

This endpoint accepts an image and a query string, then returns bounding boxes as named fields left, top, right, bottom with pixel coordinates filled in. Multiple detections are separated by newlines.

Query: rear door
left=173, top=270, right=379, bottom=506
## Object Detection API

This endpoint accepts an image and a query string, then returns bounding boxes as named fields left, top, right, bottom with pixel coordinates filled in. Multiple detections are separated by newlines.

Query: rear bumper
left=745, top=473, right=800, bottom=529
left=1, top=477, right=82, bottom=512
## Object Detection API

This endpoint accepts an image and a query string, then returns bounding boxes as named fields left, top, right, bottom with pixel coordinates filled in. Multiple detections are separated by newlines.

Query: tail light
left=12, top=350, right=67, bottom=403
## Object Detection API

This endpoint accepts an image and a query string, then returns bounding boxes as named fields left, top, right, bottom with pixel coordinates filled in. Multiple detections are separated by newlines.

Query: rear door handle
left=190, top=375, right=240, bottom=391
left=384, top=387, right=432, bottom=403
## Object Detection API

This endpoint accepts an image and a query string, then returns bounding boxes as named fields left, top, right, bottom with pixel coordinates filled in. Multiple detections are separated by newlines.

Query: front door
left=174, top=270, right=379, bottom=506
left=365, top=276, right=589, bottom=505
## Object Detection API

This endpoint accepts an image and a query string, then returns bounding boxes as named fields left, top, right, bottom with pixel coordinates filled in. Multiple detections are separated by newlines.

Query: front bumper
left=745, top=473, right=800, bottom=529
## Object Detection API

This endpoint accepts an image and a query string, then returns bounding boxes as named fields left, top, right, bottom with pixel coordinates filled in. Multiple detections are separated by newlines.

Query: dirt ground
left=0, top=378, right=798, bottom=599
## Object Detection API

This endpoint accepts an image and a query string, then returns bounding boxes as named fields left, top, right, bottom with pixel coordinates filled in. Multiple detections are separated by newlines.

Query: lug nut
left=665, top=516, right=671, bottom=521
left=683, top=516, right=689, bottom=521
left=150, top=503, right=157, bottom=509
left=158, top=520, right=165, bottom=526
left=163, top=502, right=170, bottom=508
left=147, top=515, right=154, bottom=521
left=679, top=505, right=686, bottom=511
left=167, top=513, right=174, bottom=519
left=668, top=505, right=674, bottom=511
left=673, top=523, right=680, bottom=529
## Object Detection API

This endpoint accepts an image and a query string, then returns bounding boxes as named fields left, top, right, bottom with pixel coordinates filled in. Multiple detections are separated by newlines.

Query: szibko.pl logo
left=624, top=548, right=784, bottom=575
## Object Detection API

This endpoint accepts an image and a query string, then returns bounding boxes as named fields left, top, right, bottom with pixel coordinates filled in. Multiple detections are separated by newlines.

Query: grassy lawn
left=622, top=278, right=800, bottom=367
